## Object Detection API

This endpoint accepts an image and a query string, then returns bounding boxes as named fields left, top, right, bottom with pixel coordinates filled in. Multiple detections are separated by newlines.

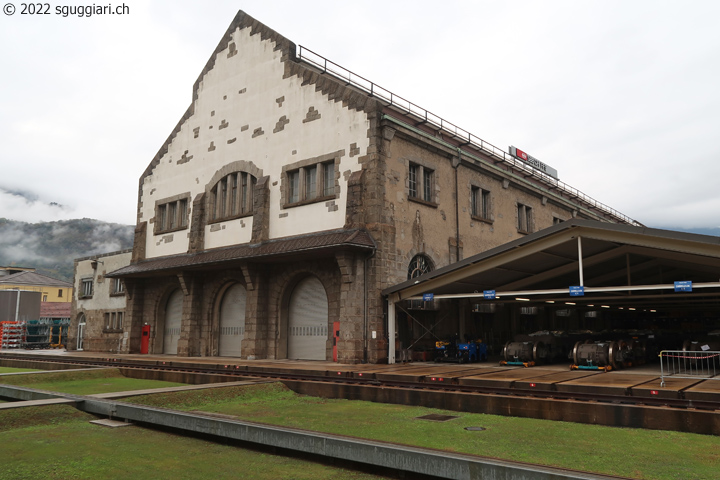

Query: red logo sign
left=515, top=148, right=528, bottom=161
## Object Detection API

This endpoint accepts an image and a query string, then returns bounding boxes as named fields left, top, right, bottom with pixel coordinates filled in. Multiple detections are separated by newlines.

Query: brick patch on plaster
left=227, top=138, right=237, bottom=144
left=193, top=127, right=200, bottom=139
left=227, top=42, right=237, bottom=58
left=239, top=88, right=246, bottom=94
left=279, top=213, right=288, bottom=218
left=303, top=107, right=321, bottom=123
left=208, top=141, right=216, bottom=152
left=150, top=188, right=156, bottom=195
left=273, top=115, right=290, bottom=133
left=241, top=125, right=249, bottom=132
left=252, top=127, right=264, bottom=138
left=210, top=224, right=222, bottom=232
left=350, top=142, right=360, bottom=157
left=219, top=120, right=229, bottom=130
left=292, top=150, right=297, bottom=155
left=178, top=151, right=193, bottom=165
left=211, top=111, right=215, bottom=117
left=276, top=96, right=285, bottom=107
left=163, top=234, right=173, bottom=243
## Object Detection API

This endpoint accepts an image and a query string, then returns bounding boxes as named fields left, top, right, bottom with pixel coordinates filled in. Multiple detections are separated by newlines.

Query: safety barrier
left=659, top=350, right=720, bottom=387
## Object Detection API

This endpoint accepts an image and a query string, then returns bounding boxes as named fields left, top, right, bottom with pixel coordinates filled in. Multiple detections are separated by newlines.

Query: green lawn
left=0, top=367, right=42, bottom=374
left=0, top=406, right=391, bottom=480
left=0, top=369, right=186, bottom=395
left=129, top=383, right=720, bottom=480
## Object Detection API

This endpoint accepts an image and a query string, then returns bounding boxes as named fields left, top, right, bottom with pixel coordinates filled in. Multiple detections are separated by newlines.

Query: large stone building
left=68, top=11, right=638, bottom=363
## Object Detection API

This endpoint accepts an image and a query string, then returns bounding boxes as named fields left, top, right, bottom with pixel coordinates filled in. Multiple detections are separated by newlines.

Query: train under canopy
left=383, top=220, right=720, bottom=366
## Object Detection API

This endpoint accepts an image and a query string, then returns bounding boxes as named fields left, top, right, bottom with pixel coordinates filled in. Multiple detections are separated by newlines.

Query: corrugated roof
left=40, top=302, right=72, bottom=318
left=0, top=271, right=72, bottom=288
left=107, top=228, right=376, bottom=278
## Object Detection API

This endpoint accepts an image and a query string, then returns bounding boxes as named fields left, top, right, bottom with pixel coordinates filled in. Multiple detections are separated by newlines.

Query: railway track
left=2, top=353, right=719, bottom=412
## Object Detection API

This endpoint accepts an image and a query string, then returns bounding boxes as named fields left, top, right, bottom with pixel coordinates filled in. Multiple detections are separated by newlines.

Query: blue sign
left=674, top=281, right=692, bottom=292
left=569, top=286, right=585, bottom=296
left=423, top=293, right=434, bottom=301
left=483, top=290, right=496, bottom=300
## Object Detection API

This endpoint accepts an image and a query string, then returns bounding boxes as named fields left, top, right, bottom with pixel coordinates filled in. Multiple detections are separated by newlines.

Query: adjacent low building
left=69, top=250, right=131, bottom=352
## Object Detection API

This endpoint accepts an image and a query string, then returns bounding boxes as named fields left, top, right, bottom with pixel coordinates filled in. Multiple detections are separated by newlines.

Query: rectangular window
left=219, top=178, right=227, bottom=218
left=409, top=164, right=418, bottom=198
left=179, top=199, right=188, bottom=227
left=58, top=289, right=63, bottom=298
left=305, top=165, right=317, bottom=200
left=288, top=171, right=299, bottom=203
left=517, top=204, right=533, bottom=233
left=112, top=278, right=124, bottom=295
left=553, top=216, right=563, bottom=225
left=230, top=174, right=238, bottom=215
left=423, top=168, right=433, bottom=202
left=323, top=162, right=334, bottom=197
left=81, top=279, right=93, bottom=298
left=168, top=201, right=177, bottom=230
left=241, top=173, right=248, bottom=213
left=158, top=204, right=167, bottom=231
left=471, top=187, right=490, bottom=220
left=156, top=196, right=190, bottom=233
left=116, top=312, right=124, bottom=330
left=42, top=295, right=48, bottom=302
left=105, top=312, right=111, bottom=329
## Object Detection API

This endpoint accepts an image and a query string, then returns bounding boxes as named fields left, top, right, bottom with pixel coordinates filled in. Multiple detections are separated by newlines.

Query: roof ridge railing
left=297, top=46, right=642, bottom=227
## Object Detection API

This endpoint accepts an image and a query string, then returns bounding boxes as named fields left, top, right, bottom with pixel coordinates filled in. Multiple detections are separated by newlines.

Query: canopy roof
left=384, top=220, right=720, bottom=313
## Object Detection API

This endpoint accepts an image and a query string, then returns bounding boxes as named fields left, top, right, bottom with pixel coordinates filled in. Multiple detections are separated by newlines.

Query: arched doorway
left=287, top=276, right=328, bottom=360
left=163, top=289, right=183, bottom=354
left=76, top=313, right=86, bottom=351
left=218, top=283, right=246, bottom=357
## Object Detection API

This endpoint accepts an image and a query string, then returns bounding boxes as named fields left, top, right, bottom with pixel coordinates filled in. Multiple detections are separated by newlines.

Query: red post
left=140, top=324, right=151, bottom=354
left=332, top=322, right=340, bottom=362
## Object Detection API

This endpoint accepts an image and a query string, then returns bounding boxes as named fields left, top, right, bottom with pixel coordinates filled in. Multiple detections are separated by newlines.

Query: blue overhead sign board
left=423, top=293, right=434, bottom=301
left=569, top=286, right=585, bottom=296
left=674, top=281, right=692, bottom=292
left=483, top=290, right=496, bottom=300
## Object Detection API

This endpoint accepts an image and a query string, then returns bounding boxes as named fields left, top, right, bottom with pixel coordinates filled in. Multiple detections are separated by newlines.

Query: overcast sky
left=1, top=1, right=719, bottom=229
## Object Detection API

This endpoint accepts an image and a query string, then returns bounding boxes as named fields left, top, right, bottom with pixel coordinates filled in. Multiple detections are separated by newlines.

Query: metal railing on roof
left=297, top=46, right=642, bottom=227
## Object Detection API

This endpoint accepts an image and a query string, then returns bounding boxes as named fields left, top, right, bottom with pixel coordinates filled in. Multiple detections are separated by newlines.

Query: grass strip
left=128, top=382, right=720, bottom=480
left=0, top=368, right=186, bottom=395
left=0, top=367, right=42, bottom=374
left=0, top=414, right=391, bottom=480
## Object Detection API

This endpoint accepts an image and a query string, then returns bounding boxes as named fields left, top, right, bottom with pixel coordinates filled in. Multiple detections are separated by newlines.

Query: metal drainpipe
left=363, top=239, right=377, bottom=364
left=14, top=289, right=21, bottom=323
left=454, top=150, right=461, bottom=263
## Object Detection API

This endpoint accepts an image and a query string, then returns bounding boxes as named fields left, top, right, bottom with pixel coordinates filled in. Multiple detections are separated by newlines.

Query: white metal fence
left=659, top=350, right=720, bottom=387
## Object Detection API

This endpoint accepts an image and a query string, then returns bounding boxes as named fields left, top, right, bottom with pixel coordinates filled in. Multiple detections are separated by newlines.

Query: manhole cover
left=415, top=414, right=458, bottom=422
left=464, top=426, right=486, bottom=431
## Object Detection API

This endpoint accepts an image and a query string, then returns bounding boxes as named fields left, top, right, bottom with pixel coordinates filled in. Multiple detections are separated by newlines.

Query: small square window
left=517, top=203, right=533, bottom=233
left=288, top=171, right=300, bottom=203
left=471, top=187, right=490, bottom=220
left=423, top=169, right=433, bottom=202
left=409, top=164, right=418, bottom=198
left=323, top=162, right=334, bottom=197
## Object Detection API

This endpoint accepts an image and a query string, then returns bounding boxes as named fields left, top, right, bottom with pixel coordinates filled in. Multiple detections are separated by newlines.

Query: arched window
left=210, top=172, right=257, bottom=222
left=407, top=254, right=433, bottom=280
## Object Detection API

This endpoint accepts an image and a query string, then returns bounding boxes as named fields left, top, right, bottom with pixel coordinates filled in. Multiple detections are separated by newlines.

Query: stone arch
left=153, top=283, right=182, bottom=354
left=407, top=253, right=435, bottom=280
left=206, top=271, right=248, bottom=357
left=271, top=262, right=340, bottom=360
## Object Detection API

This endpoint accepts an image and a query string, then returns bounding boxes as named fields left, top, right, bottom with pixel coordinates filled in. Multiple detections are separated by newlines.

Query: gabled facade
left=69, top=11, right=638, bottom=363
